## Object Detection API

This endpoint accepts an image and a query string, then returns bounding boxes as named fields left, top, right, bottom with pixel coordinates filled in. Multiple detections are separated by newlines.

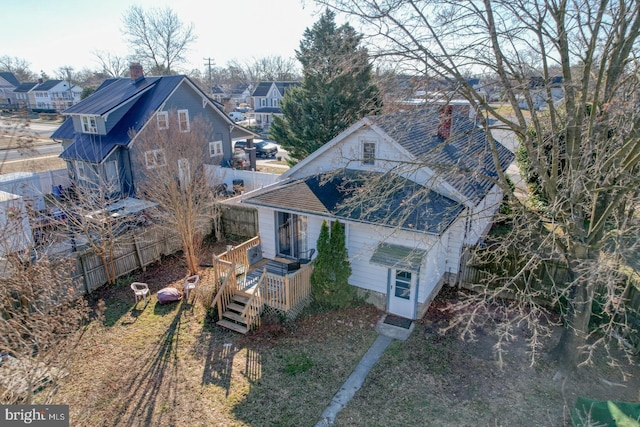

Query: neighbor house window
left=156, top=111, right=169, bottom=129
left=76, top=161, right=91, bottom=182
left=362, top=141, right=376, bottom=165
left=209, top=140, right=223, bottom=157
left=103, top=161, right=119, bottom=190
left=81, top=115, right=98, bottom=134
left=144, top=149, right=166, bottom=169
left=178, top=109, right=190, bottom=132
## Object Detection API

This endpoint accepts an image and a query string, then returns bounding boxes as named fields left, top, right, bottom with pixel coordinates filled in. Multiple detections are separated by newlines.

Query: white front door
left=388, top=269, right=417, bottom=318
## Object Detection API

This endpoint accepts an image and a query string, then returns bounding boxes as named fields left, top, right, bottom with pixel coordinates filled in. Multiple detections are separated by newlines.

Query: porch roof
left=370, top=243, right=427, bottom=272
left=242, top=170, right=463, bottom=235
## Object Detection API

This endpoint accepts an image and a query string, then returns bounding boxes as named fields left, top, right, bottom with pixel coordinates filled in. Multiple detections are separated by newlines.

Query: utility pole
left=61, top=66, right=74, bottom=110
left=203, top=57, right=214, bottom=94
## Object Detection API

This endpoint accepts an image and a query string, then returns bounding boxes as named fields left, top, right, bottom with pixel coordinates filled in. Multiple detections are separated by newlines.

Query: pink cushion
left=157, top=287, right=183, bottom=304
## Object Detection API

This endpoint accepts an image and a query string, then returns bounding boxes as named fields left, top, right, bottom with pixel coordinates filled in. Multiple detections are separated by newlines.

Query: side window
left=178, top=109, right=190, bottom=132
left=76, top=161, right=90, bottom=181
left=209, top=140, right=223, bottom=157
left=144, top=149, right=166, bottom=169
left=362, top=141, right=376, bottom=165
left=156, top=111, right=169, bottom=129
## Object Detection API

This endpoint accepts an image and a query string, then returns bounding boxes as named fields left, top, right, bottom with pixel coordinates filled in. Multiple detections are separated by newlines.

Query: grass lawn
left=52, top=254, right=380, bottom=426
left=49, top=254, right=640, bottom=426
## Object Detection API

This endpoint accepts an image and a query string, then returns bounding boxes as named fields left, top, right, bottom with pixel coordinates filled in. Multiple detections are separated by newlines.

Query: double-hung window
left=156, top=111, right=169, bottom=129
left=362, top=140, right=376, bottom=165
left=209, top=140, right=223, bottom=157
left=144, top=149, right=166, bottom=169
left=178, top=109, right=190, bottom=132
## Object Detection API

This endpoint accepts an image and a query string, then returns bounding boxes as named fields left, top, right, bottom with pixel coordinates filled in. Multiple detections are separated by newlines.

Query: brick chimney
left=437, top=105, right=453, bottom=140
left=130, top=63, right=144, bottom=81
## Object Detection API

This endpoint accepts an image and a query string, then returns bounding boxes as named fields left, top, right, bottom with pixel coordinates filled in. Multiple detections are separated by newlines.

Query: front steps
left=217, top=294, right=251, bottom=334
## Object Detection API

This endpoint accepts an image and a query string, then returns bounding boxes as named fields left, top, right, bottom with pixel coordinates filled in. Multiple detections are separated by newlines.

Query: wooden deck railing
left=261, top=263, right=313, bottom=312
left=218, top=235, right=261, bottom=271
left=210, top=258, right=239, bottom=320
left=211, top=234, right=313, bottom=325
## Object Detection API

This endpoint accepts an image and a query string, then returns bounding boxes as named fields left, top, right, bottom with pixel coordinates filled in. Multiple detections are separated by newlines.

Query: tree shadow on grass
left=200, top=317, right=262, bottom=398
left=108, top=302, right=186, bottom=427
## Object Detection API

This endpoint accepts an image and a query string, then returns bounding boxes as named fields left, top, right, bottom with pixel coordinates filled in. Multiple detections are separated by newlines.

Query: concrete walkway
left=315, top=316, right=414, bottom=426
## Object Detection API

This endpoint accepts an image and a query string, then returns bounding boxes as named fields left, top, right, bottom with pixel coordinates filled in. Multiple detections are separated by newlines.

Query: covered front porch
left=210, top=235, right=313, bottom=333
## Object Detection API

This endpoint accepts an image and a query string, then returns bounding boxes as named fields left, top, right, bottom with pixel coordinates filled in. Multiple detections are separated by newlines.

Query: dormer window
left=178, top=109, right=190, bottom=132
left=81, top=115, right=98, bottom=134
left=157, top=111, right=169, bottom=129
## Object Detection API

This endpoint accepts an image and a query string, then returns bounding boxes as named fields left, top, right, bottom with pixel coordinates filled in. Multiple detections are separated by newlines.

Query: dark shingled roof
left=251, top=81, right=300, bottom=97
left=0, top=72, right=20, bottom=86
left=244, top=170, right=463, bottom=235
left=53, top=75, right=186, bottom=163
left=369, top=108, right=514, bottom=205
left=13, top=82, right=37, bottom=92
left=32, top=80, right=64, bottom=91
left=254, top=107, right=282, bottom=114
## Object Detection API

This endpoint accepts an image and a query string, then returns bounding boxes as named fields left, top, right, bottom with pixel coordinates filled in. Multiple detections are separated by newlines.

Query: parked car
left=255, top=140, right=278, bottom=158
left=234, top=139, right=279, bottom=158
left=229, top=111, right=245, bottom=122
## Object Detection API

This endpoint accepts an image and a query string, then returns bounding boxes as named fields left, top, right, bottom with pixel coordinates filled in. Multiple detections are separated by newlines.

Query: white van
left=229, top=112, right=246, bottom=122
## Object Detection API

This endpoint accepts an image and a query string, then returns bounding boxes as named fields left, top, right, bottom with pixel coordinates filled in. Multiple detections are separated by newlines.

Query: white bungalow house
left=236, top=104, right=514, bottom=320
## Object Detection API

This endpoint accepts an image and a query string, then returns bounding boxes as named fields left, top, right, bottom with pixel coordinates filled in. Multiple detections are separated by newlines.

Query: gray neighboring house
left=252, top=81, right=300, bottom=131
left=0, top=72, right=20, bottom=106
left=12, top=82, right=37, bottom=109
left=51, top=64, right=257, bottom=198
left=29, top=79, right=82, bottom=112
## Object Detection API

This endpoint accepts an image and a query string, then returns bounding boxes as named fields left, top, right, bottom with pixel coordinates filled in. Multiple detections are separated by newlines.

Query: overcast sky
left=2, top=0, right=325, bottom=76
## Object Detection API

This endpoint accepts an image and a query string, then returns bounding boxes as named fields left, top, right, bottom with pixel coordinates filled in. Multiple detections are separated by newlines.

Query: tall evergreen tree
left=269, top=9, right=381, bottom=161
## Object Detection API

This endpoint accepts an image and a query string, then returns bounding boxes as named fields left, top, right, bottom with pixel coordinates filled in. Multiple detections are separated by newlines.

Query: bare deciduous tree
left=121, top=6, right=197, bottom=75
left=0, top=117, right=93, bottom=404
left=132, top=111, right=218, bottom=275
left=93, top=51, right=129, bottom=78
left=0, top=56, right=37, bottom=82
left=318, top=0, right=640, bottom=379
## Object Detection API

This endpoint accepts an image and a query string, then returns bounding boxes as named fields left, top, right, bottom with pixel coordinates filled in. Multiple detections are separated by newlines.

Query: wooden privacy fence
left=220, top=203, right=258, bottom=238
left=457, top=245, right=640, bottom=350
left=70, top=225, right=184, bottom=294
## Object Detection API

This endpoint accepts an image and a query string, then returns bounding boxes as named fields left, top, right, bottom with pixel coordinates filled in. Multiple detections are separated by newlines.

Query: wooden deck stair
left=217, top=293, right=252, bottom=334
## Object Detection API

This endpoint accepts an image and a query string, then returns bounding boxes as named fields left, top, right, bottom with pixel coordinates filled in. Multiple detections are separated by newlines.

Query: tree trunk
left=552, top=250, right=595, bottom=380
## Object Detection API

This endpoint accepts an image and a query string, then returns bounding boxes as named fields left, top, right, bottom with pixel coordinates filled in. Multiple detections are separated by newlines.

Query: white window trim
left=156, top=111, right=169, bottom=129
left=144, top=149, right=166, bottom=169
left=178, top=109, right=190, bottom=132
left=76, top=161, right=91, bottom=182
left=81, top=115, right=98, bottom=134
left=209, top=140, right=223, bottom=157
left=362, top=140, right=376, bottom=166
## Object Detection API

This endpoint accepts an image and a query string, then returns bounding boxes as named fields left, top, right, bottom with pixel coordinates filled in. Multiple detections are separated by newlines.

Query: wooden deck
left=210, top=235, right=313, bottom=333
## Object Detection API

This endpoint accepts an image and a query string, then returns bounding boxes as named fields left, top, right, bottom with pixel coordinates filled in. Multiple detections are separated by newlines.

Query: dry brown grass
left=46, top=252, right=640, bottom=426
